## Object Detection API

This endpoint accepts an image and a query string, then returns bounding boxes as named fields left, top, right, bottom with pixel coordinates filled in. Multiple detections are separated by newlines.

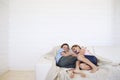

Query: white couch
left=35, top=46, right=120, bottom=80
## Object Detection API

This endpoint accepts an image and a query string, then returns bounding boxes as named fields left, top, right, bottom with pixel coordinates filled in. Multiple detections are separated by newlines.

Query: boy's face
left=62, top=45, right=69, bottom=51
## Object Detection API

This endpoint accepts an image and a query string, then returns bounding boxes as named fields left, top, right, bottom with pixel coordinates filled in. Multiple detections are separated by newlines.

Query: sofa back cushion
left=45, top=46, right=94, bottom=59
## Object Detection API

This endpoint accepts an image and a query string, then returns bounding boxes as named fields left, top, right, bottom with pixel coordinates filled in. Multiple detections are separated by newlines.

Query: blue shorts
left=84, top=55, right=98, bottom=65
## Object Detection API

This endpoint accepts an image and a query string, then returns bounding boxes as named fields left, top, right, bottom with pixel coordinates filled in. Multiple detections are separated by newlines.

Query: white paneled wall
left=0, top=0, right=9, bottom=75
left=0, top=0, right=119, bottom=73
left=0, top=55, right=8, bottom=75
left=113, top=0, right=120, bottom=45
left=9, top=0, right=115, bottom=70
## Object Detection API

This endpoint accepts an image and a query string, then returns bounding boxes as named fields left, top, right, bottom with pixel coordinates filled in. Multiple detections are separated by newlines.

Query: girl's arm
left=79, top=49, right=86, bottom=55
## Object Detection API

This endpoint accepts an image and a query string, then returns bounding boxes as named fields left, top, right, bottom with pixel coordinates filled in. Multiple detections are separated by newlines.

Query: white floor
left=0, top=71, right=35, bottom=80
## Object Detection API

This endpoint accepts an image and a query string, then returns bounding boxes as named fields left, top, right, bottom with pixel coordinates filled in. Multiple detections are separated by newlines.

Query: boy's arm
left=70, top=51, right=77, bottom=57
left=61, top=51, right=71, bottom=56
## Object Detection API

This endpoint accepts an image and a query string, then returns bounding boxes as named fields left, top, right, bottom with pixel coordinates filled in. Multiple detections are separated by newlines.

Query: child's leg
left=77, top=55, right=98, bottom=73
left=79, top=63, right=91, bottom=70
left=67, top=69, right=75, bottom=78
left=75, top=60, right=80, bottom=70
left=73, top=61, right=86, bottom=77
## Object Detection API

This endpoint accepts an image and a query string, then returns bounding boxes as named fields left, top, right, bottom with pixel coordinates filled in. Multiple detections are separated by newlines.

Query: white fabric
left=35, top=46, right=120, bottom=80
left=35, top=56, right=53, bottom=80
left=93, top=46, right=120, bottom=63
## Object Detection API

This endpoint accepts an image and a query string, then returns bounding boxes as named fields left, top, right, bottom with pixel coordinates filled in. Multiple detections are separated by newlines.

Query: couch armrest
left=35, top=56, right=53, bottom=80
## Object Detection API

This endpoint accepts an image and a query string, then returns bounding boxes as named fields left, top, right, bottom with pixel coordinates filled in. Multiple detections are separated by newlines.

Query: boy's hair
left=71, top=44, right=81, bottom=49
left=61, top=43, right=70, bottom=49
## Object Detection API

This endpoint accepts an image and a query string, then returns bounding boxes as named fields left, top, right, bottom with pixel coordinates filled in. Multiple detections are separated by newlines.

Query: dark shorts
left=56, top=55, right=77, bottom=68
left=84, top=55, right=98, bottom=65
left=56, top=55, right=98, bottom=68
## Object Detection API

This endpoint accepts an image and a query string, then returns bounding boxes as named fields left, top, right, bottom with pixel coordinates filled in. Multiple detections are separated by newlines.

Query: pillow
left=85, top=46, right=94, bottom=54
left=44, top=46, right=60, bottom=60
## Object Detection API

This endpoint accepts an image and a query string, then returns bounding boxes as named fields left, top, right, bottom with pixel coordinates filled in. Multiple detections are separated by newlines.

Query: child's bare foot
left=66, top=69, right=75, bottom=78
left=90, top=67, right=99, bottom=73
left=73, top=69, right=86, bottom=78
left=69, top=71, right=74, bottom=78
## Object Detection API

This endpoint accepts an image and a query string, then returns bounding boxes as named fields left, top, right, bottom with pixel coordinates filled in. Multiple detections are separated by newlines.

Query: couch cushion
left=44, top=46, right=60, bottom=60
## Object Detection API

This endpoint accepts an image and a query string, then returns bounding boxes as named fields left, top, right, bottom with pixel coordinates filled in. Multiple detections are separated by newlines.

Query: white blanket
left=45, top=54, right=120, bottom=80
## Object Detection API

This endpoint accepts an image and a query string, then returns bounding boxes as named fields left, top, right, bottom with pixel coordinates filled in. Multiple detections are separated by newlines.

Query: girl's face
left=62, top=45, right=69, bottom=51
left=72, top=47, right=80, bottom=54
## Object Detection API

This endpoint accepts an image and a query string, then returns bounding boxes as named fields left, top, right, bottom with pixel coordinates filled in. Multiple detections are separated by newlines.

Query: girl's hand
left=79, top=49, right=85, bottom=55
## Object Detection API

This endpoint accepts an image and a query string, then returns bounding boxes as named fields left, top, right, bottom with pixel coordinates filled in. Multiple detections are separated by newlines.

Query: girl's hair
left=61, top=43, right=70, bottom=49
left=71, top=44, right=81, bottom=49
